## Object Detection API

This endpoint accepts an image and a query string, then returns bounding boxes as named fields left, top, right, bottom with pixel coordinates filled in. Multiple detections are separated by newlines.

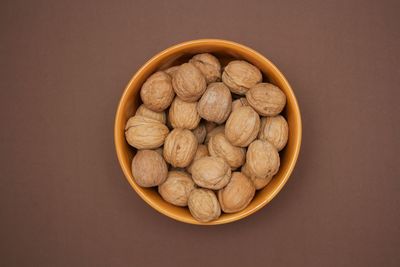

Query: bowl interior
left=114, top=40, right=301, bottom=225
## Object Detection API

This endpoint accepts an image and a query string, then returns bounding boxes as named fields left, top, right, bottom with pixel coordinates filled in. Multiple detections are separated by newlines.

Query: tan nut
left=222, top=60, right=262, bottom=95
left=197, top=82, right=232, bottom=124
left=208, top=132, right=246, bottom=169
left=164, top=65, right=180, bottom=77
left=231, top=97, right=249, bottom=112
left=191, top=156, right=231, bottom=190
left=168, top=97, right=200, bottom=129
left=205, top=125, right=225, bottom=144
left=259, top=115, right=289, bottom=151
left=158, top=171, right=195, bottom=206
left=241, top=164, right=273, bottom=190
left=163, top=128, right=198, bottom=168
left=189, top=53, right=221, bottom=83
left=188, top=188, right=221, bottom=222
left=135, top=104, right=166, bottom=124
left=191, top=122, right=207, bottom=144
left=246, top=83, right=286, bottom=116
left=186, top=144, right=209, bottom=174
left=172, top=63, right=206, bottom=102
left=131, top=150, right=168, bottom=187
left=225, top=106, right=260, bottom=147
left=204, top=121, right=218, bottom=133
left=140, top=71, right=175, bottom=112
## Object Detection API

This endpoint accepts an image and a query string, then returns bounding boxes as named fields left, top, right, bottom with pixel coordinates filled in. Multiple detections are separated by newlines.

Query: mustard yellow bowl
left=114, top=39, right=302, bottom=225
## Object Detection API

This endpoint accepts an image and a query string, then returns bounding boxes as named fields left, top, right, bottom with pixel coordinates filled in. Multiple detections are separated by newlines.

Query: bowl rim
left=114, top=39, right=302, bottom=225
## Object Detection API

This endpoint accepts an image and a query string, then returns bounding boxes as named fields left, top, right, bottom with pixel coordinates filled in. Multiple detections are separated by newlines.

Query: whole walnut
left=225, top=106, right=260, bottom=147
left=231, top=97, right=249, bottom=112
left=140, top=71, right=175, bottom=112
left=218, top=172, right=255, bottom=213
left=125, top=115, right=169, bottom=149
left=188, top=188, right=221, bottom=222
left=189, top=53, right=221, bottom=83
left=197, top=82, right=232, bottom=123
left=168, top=97, right=200, bottom=129
left=158, top=171, right=195, bottom=206
left=191, top=122, right=207, bottom=144
left=164, top=65, right=179, bottom=77
left=163, top=128, right=198, bottom=168
left=131, top=150, right=168, bottom=187
left=208, top=132, right=246, bottom=169
left=204, top=125, right=225, bottom=144
left=186, top=144, right=209, bottom=174
left=222, top=60, right=262, bottom=95
left=172, top=63, right=206, bottom=102
left=259, top=115, right=289, bottom=151
left=204, top=121, right=218, bottom=133
left=246, top=83, right=286, bottom=116
left=135, top=104, right=166, bottom=124
left=191, top=156, right=231, bottom=190
left=241, top=164, right=273, bottom=189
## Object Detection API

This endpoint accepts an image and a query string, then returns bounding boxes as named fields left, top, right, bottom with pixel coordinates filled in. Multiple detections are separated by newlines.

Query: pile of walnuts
left=125, top=53, right=288, bottom=222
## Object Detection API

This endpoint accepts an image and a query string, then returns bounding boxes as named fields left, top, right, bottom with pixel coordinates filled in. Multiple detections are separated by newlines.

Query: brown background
left=1, top=0, right=399, bottom=266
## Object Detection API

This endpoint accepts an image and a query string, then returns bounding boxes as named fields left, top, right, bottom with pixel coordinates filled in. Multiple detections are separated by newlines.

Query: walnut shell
left=231, top=97, right=249, bottom=112
left=225, top=106, right=260, bottom=147
left=158, top=171, right=195, bottom=206
left=131, top=150, right=168, bottom=187
left=222, top=60, right=262, bottom=95
left=197, top=82, right=232, bottom=124
left=204, top=121, right=218, bottom=133
left=208, top=132, right=246, bottom=169
left=163, top=128, right=198, bottom=168
left=191, top=122, right=207, bottom=144
left=246, top=83, right=286, bottom=116
left=164, top=65, right=179, bottom=77
left=172, top=63, right=207, bottom=102
left=140, top=71, right=175, bottom=112
left=186, top=144, right=209, bottom=174
left=259, top=115, right=289, bottom=151
left=191, top=156, right=231, bottom=190
left=125, top=115, right=169, bottom=149
left=241, top=164, right=273, bottom=190
left=205, top=125, right=225, bottom=144
left=135, top=104, right=166, bottom=124
left=218, top=172, right=255, bottom=213
left=188, top=188, right=221, bottom=222
left=168, top=97, right=200, bottom=129
left=189, top=53, right=221, bottom=83
left=154, top=147, right=163, bottom=156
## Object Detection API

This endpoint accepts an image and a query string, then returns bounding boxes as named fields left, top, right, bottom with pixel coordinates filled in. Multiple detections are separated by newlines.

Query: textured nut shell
left=241, top=164, right=273, bottom=190
left=189, top=53, right=221, bottom=83
left=208, top=132, right=246, bottom=169
left=205, top=125, right=225, bottom=144
left=232, top=97, right=249, bottom=112
left=140, top=71, right=175, bottom=112
left=246, top=139, right=280, bottom=179
left=191, top=122, right=207, bottom=144
left=154, top=147, right=163, bottom=156
left=125, top=115, right=169, bottom=149
left=172, top=63, right=207, bottom=102
left=259, top=115, right=289, bottom=151
left=164, top=65, right=179, bottom=77
left=135, top=104, right=166, bottom=124
left=163, top=128, right=198, bottom=168
left=197, top=82, right=232, bottom=123
left=222, top=60, right=262, bottom=95
left=191, top=156, right=231, bottom=190
left=204, top=121, right=218, bottom=133
left=188, top=189, right=221, bottom=222
left=225, top=106, right=260, bottom=147
left=131, top=150, right=168, bottom=187
left=158, top=171, right=195, bottom=206
left=218, top=172, right=255, bottom=213
left=168, top=97, right=200, bottom=129
left=246, top=83, right=286, bottom=116
left=186, top=144, right=209, bottom=174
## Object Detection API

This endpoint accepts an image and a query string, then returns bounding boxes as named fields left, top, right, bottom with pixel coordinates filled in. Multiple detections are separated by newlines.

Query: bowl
left=114, top=39, right=302, bottom=225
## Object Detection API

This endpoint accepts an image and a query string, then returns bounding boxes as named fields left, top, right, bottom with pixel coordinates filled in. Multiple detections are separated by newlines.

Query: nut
left=189, top=53, right=221, bottom=83
left=231, top=97, right=249, bottom=112
left=191, top=156, right=231, bottom=190
left=188, top=188, right=221, bottom=222
left=125, top=115, right=169, bottom=149
left=172, top=63, right=207, bottom=102
left=218, top=172, right=255, bottom=213
left=259, top=115, right=289, bottom=151
left=131, top=150, right=168, bottom=187
left=241, top=164, right=273, bottom=190
left=168, top=97, right=200, bottom=129
left=186, top=144, right=209, bottom=174
left=163, top=128, right=198, bottom=168
left=158, top=171, right=195, bottom=206
left=204, top=121, right=218, bottom=133
left=246, top=83, right=286, bottom=116
left=164, top=65, right=179, bottom=77
left=222, top=60, right=262, bottom=95
left=208, top=132, right=246, bottom=169
left=205, top=125, right=225, bottom=144
left=154, top=147, right=163, bottom=156
left=140, top=71, right=175, bottom=112
left=225, top=106, right=260, bottom=147
left=191, top=122, right=207, bottom=144
left=197, top=82, right=232, bottom=123
left=135, top=104, right=166, bottom=124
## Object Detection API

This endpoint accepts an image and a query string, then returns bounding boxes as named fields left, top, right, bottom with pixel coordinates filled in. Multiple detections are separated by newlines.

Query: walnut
left=188, top=188, right=221, bottom=222
left=163, top=128, right=198, bottom=168
left=168, top=97, right=200, bottom=129
left=158, top=171, right=195, bottom=206
left=154, top=147, right=163, bottom=156
left=225, top=106, right=260, bottom=147
left=189, top=53, right=221, bottom=83
left=204, top=125, right=225, bottom=144
left=125, top=115, right=169, bottom=149
left=191, top=122, right=207, bottom=144
left=164, top=65, right=179, bottom=77
left=186, top=144, right=209, bottom=174
left=259, top=115, right=289, bottom=151
left=191, top=156, right=231, bottom=190
left=135, top=104, right=166, bottom=124
left=246, top=83, right=286, bottom=116
left=197, top=82, right=232, bottom=123
left=222, top=60, right=262, bottom=95
left=140, top=71, right=175, bottom=112
left=241, top=164, right=273, bottom=190
left=131, top=150, right=168, bottom=187
left=218, top=172, right=255, bottom=213
left=172, top=63, right=206, bottom=102
left=208, top=132, right=246, bottom=169
left=204, top=121, right=218, bottom=133
left=231, top=97, right=249, bottom=112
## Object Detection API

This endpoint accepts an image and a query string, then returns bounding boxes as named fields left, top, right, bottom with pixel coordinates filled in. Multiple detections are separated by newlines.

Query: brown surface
left=1, top=0, right=399, bottom=266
